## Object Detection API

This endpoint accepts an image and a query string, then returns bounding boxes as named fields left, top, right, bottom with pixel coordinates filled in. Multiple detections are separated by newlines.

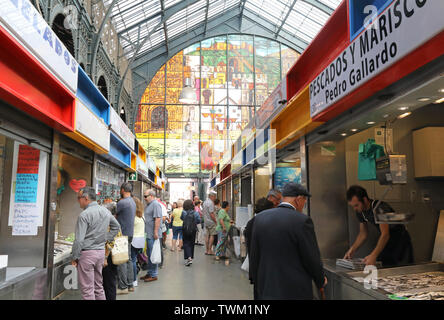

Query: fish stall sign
left=0, top=0, right=78, bottom=93
left=309, top=0, right=444, bottom=118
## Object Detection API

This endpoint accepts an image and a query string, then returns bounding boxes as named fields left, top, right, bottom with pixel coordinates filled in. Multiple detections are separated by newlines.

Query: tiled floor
left=59, top=242, right=253, bottom=300
left=117, top=244, right=253, bottom=300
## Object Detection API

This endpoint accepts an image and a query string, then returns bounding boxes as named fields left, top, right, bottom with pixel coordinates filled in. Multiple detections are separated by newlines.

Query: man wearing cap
left=250, top=182, right=327, bottom=300
left=202, top=191, right=218, bottom=255
left=267, top=189, right=282, bottom=208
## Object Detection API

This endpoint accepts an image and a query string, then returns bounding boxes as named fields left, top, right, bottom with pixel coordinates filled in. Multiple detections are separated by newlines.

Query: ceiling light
left=383, top=114, right=390, bottom=118
left=367, top=121, right=376, bottom=125
left=341, top=133, right=347, bottom=136
left=398, top=112, right=412, bottom=119
left=417, top=97, right=431, bottom=102
left=351, top=129, right=358, bottom=132
left=439, top=89, right=444, bottom=93
left=434, top=97, right=444, bottom=104
left=398, top=106, right=409, bottom=111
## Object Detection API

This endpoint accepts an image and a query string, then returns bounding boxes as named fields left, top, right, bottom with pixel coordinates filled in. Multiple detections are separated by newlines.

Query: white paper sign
left=310, top=1, right=444, bottom=117
left=0, top=0, right=78, bottom=93
left=137, top=156, right=148, bottom=178
left=8, top=142, right=47, bottom=235
left=76, top=100, right=110, bottom=151
left=236, top=207, right=250, bottom=229
left=110, top=107, right=135, bottom=150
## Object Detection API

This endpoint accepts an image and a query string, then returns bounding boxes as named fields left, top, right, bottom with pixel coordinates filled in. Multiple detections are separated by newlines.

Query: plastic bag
left=111, top=233, right=129, bottom=265
left=233, top=236, right=241, bottom=257
left=241, top=255, right=249, bottom=272
left=150, top=239, right=162, bottom=264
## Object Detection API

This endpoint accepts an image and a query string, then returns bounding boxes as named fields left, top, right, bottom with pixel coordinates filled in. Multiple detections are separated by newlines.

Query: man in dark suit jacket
left=250, top=182, right=327, bottom=300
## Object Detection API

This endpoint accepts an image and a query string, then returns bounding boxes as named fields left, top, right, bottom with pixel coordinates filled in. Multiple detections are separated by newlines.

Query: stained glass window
left=135, top=35, right=299, bottom=174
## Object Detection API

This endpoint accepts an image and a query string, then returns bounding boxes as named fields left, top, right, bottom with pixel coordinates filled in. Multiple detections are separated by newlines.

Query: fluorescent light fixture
left=351, top=129, right=358, bottom=132
left=398, top=106, right=409, bottom=111
left=439, top=89, right=444, bottom=93
left=367, top=121, right=376, bottom=125
left=434, top=97, right=444, bottom=104
left=417, top=97, right=431, bottom=102
left=398, top=112, right=412, bottom=119
left=341, top=133, right=347, bottom=136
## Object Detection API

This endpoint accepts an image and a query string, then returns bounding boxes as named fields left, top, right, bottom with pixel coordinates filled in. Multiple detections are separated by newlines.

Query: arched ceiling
left=99, top=0, right=342, bottom=127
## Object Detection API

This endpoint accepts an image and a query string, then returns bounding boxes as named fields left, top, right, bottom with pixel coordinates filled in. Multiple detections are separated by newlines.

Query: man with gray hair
left=72, top=187, right=120, bottom=300
left=267, top=189, right=282, bottom=208
left=140, top=189, right=163, bottom=282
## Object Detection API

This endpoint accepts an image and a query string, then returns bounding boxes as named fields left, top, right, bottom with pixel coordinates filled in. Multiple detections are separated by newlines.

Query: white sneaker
left=188, top=258, right=193, bottom=265
left=133, top=280, right=138, bottom=287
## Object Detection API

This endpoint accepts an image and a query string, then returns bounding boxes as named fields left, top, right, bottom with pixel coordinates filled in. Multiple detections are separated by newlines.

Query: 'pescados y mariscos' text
left=310, top=0, right=428, bottom=107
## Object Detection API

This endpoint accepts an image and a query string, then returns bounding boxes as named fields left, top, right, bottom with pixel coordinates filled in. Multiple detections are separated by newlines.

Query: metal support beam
left=302, top=0, right=334, bottom=15
left=203, top=0, right=209, bottom=36
left=116, top=0, right=201, bottom=122
left=239, top=0, right=247, bottom=30
left=275, top=0, right=297, bottom=38
left=117, top=0, right=200, bottom=36
left=160, top=0, right=169, bottom=54
left=90, top=0, right=119, bottom=80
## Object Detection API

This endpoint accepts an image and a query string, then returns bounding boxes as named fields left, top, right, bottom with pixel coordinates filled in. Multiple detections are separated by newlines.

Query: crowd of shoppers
left=71, top=180, right=328, bottom=301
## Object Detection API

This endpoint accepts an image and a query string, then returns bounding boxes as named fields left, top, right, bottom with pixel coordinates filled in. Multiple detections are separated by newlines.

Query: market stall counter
left=0, top=267, right=48, bottom=299
left=323, top=259, right=444, bottom=300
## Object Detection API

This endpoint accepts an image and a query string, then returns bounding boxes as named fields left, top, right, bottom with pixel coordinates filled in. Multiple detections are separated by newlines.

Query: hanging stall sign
left=255, top=81, right=287, bottom=129
left=110, top=107, right=135, bottom=150
left=0, top=0, right=78, bottom=93
left=310, top=0, right=444, bottom=118
left=65, top=100, right=110, bottom=154
left=8, top=143, right=47, bottom=236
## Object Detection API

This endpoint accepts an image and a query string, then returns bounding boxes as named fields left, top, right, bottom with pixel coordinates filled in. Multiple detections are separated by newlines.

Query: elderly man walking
left=202, top=191, right=218, bottom=255
left=71, top=187, right=120, bottom=300
left=140, top=189, right=163, bottom=282
left=250, top=182, right=327, bottom=300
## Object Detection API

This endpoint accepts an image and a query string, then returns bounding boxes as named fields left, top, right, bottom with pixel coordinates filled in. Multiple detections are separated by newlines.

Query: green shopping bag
left=358, top=139, right=385, bottom=181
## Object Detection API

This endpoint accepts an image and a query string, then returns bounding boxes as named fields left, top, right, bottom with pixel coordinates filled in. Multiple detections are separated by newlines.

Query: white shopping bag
left=233, top=236, right=241, bottom=257
left=241, top=255, right=249, bottom=272
left=150, top=239, right=162, bottom=264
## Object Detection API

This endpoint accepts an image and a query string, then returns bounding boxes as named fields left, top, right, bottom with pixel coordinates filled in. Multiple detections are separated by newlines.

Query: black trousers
left=102, top=255, right=118, bottom=300
left=183, top=232, right=196, bottom=260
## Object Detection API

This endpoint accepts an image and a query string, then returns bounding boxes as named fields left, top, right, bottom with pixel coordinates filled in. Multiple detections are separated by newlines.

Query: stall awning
left=271, top=86, right=323, bottom=149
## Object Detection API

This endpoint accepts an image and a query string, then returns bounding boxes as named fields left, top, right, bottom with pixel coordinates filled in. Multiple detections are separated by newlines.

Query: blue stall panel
left=109, top=132, right=131, bottom=168
left=76, top=66, right=110, bottom=124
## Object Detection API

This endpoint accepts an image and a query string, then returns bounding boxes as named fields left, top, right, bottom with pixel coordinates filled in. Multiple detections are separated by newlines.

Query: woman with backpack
left=181, top=199, right=201, bottom=266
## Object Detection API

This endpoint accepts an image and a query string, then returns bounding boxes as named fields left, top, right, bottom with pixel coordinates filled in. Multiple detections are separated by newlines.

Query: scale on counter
left=373, top=155, right=414, bottom=224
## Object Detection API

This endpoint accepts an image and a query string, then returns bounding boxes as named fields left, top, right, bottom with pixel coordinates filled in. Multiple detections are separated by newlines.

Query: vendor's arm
left=344, top=223, right=368, bottom=259
left=363, top=224, right=390, bottom=266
